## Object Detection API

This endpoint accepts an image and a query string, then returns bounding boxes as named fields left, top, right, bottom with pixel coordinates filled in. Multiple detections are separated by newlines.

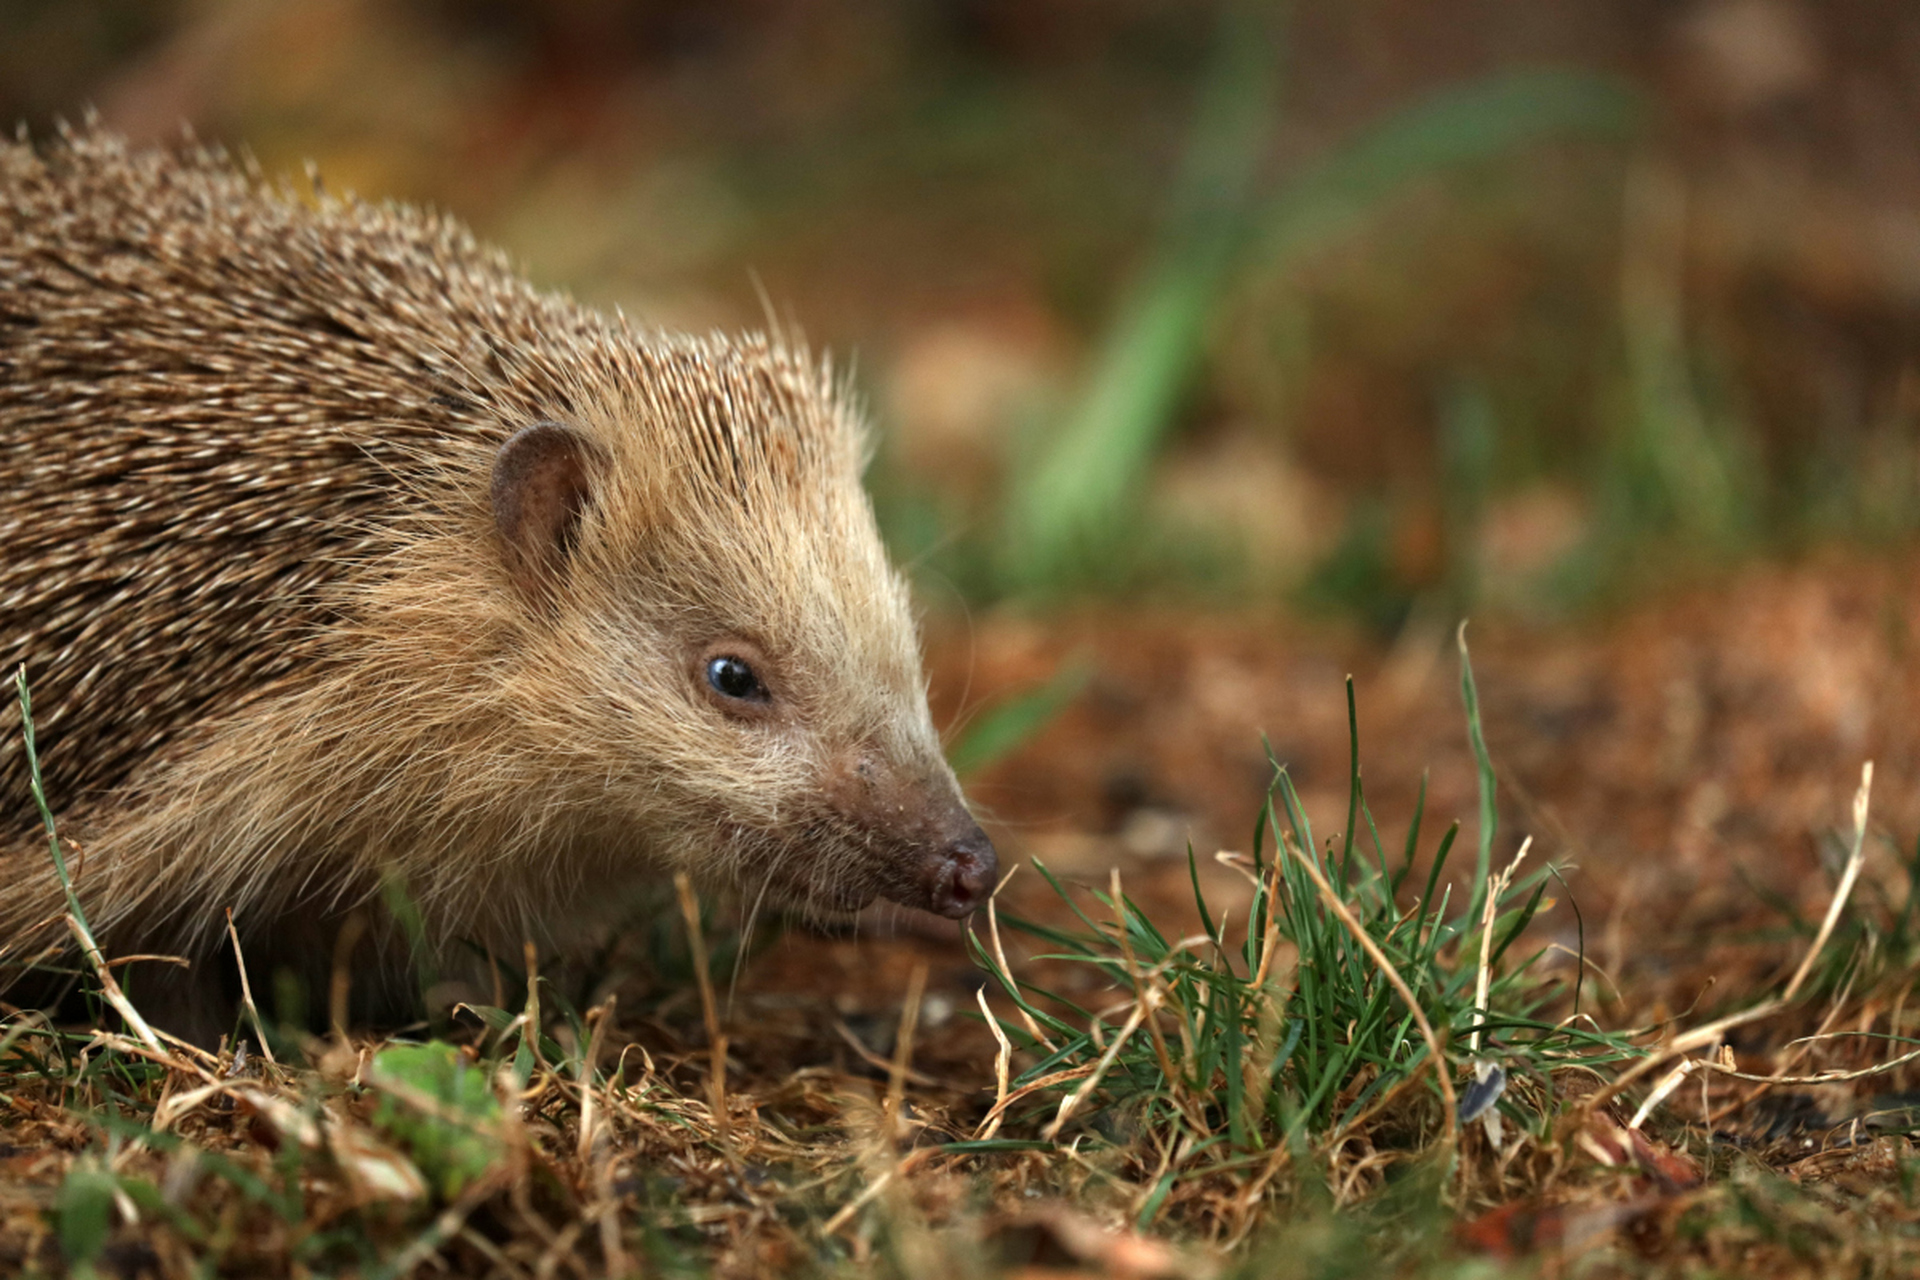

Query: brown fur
left=0, top=125, right=990, bottom=1037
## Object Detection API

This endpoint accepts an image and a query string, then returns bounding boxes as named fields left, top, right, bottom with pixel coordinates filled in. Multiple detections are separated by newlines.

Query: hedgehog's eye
left=706, top=655, right=767, bottom=703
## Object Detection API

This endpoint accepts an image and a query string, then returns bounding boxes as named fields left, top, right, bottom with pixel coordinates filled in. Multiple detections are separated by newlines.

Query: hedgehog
left=0, top=126, right=996, bottom=1042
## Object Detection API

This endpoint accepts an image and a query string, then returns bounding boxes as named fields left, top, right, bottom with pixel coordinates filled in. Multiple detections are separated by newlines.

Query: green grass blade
left=1188, top=845, right=1223, bottom=950
left=1393, top=771, right=1430, bottom=896
left=13, top=668, right=92, bottom=936
left=946, top=658, right=1092, bottom=779
left=1457, top=625, right=1498, bottom=924
left=1340, top=675, right=1361, bottom=885
left=999, top=3, right=1279, bottom=587
left=1252, top=69, right=1639, bottom=271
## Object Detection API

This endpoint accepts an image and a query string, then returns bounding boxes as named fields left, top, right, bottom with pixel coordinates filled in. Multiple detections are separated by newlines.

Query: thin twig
left=66, top=915, right=167, bottom=1059
left=1704, top=1044, right=1920, bottom=1086
left=974, top=986, right=1014, bottom=1141
left=975, top=1064, right=1099, bottom=1134
left=1782, top=762, right=1873, bottom=1005
left=521, top=940, right=556, bottom=1077
left=225, top=909, right=277, bottom=1066
left=329, top=913, right=368, bottom=1042
left=822, top=1170, right=894, bottom=1236
left=675, top=873, right=730, bottom=1149
left=883, top=963, right=928, bottom=1144
left=1042, top=1000, right=1150, bottom=1140
left=986, top=885, right=1056, bottom=1052
left=1581, top=761, right=1874, bottom=1129
left=579, top=997, right=632, bottom=1280
left=832, top=1018, right=948, bottom=1088
left=1471, top=836, right=1532, bottom=1057
left=577, top=996, right=613, bottom=1163
left=459, top=1226, right=533, bottom=1280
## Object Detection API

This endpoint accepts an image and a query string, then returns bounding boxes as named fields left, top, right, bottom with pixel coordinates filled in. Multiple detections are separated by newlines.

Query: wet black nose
left=926, top=821, right=998, bottom=918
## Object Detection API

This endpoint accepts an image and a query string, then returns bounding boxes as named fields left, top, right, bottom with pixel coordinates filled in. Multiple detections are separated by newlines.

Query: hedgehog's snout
left=823, top=747, right=997, bottom=918
left=920, top=817, right=997, bottom=918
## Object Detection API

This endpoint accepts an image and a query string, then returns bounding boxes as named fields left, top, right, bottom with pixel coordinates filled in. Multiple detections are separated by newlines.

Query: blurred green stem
left=1001, top=1, right=1279, bottom=590
left=1615, top=161, right=1749, bottom=543
left=1000, top=27, right=1640, bottom=595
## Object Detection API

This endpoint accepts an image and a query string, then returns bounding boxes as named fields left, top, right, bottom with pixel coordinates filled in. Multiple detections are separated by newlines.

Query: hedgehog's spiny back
left=0, top=128, right=851, bottom=812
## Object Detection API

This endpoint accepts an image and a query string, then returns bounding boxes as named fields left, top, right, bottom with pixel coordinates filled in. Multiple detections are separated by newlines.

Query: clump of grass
left=965, top=630, right=1643, bottom=1235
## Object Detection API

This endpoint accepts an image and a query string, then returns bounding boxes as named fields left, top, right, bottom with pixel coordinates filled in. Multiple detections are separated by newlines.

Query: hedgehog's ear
left=491, top=421, right=606, bottom=609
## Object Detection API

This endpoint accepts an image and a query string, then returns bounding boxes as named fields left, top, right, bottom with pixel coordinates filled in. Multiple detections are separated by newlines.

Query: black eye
left=705, top=655, right=765, bottom=702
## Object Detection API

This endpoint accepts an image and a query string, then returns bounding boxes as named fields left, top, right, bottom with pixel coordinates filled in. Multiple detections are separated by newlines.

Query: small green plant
left=968, top=631, right=1643, bottom=1227
left=367, top=1041, right=508, bottom=1200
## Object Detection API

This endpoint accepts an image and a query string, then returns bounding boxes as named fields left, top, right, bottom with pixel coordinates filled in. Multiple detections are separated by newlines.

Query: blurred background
left=12, top=0, right=1920, bottom=629
left=11, top=0, right=1920, bottom=939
